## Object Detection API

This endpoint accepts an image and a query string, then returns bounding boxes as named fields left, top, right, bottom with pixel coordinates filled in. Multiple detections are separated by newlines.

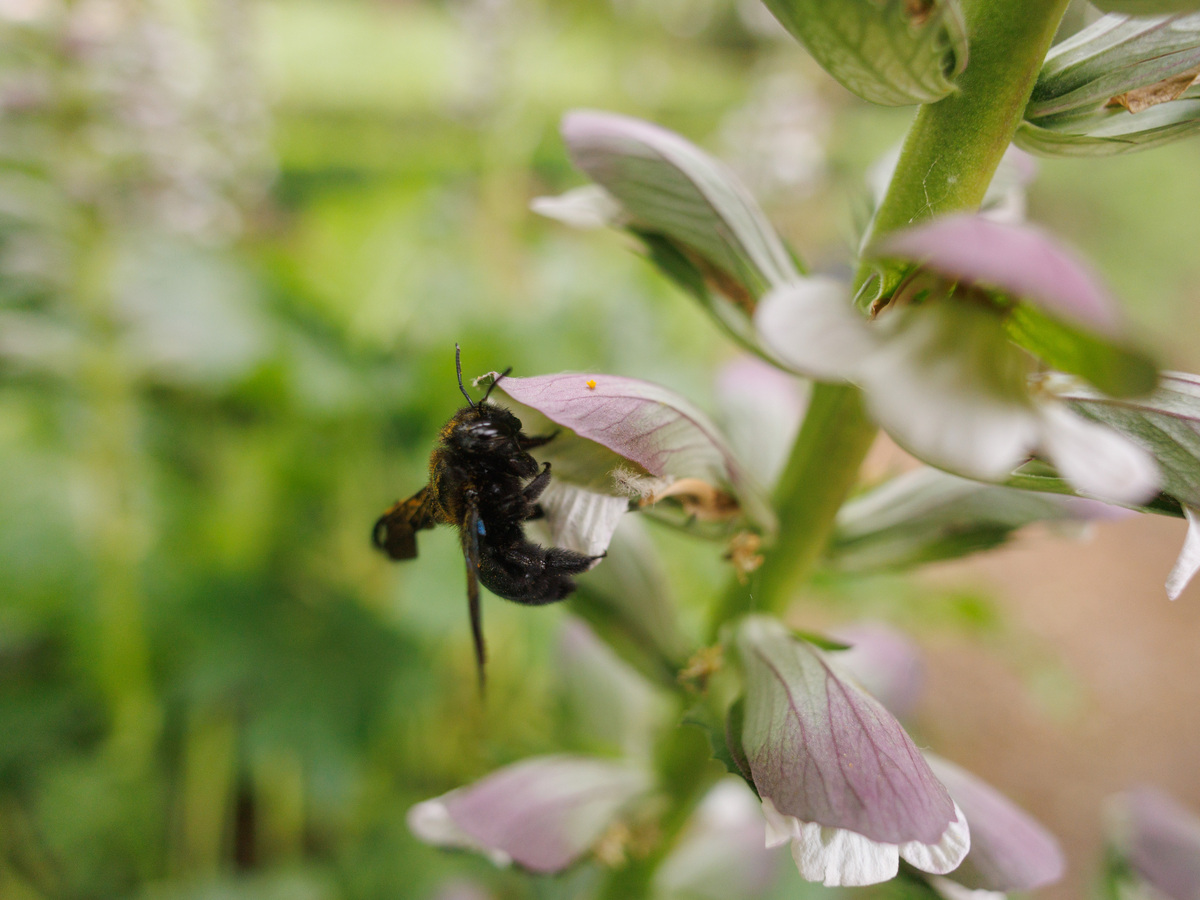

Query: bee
left=373, top=346, right=602, bottom=688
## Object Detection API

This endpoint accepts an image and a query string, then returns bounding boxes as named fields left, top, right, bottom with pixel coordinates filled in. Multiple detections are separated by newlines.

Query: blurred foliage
left=1, top=0, right=1198, bottom=898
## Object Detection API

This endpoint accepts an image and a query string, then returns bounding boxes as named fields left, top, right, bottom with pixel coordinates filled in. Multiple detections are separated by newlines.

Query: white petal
left=900, top=802, right=971, bottom=875
left=855, top=306, right=1040, bottom=481
left=789, top=822, right=900, bottom=887
left=860, top=357, right=1036, bottom=482
left=1167, top=505, right=1200, bottom=600
left=1037, top=404, right=1160, bottom=505
left=927, top=875, right=1006, bottom=900
left=407, top=798, right=513, bottom=868
left=535, top=480, right=628, bottom=558
left=763, top=798, right=902, bottom=887
left=754, top=278, right=875, bottom=381
left=760, top=796, right=803, bottom=848
left=530, top=185, right=622, bottom=230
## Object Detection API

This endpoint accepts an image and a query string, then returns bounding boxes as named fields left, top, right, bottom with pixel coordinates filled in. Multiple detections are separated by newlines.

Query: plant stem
left=710, top=383, right=875, bottom=632
left=711, top=0, right=1072, bottom=634
left=866, top=0, right=1073, bottom=244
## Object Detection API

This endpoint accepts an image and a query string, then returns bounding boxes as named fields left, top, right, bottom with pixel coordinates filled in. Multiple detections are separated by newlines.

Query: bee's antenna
left=455, top=343, right=475, bottom=409
left=481, top=366, right=513, bottom=404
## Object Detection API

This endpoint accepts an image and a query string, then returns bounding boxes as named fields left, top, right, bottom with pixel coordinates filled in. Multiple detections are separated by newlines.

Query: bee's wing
left=373, top=485, right=440, bottom=560
left=460, top=497, right=487, bottom=693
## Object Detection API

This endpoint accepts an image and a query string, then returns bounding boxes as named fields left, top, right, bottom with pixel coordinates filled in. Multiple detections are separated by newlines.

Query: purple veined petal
left=1109, top=786, right=1200, bottom=900
left=407, top=800, right=513, bottom=868
left=655, top=779, right=781, bottom=899
left=735, top=616, right=957, bottom=846
left=874, top=215, right=1123, bottom=336
left=925, top=754, right=1066, bottom=892
left=829, top=622, right=924, bottom=720
left=497, top=373, right=776, bottom=534
left=561, top=110, right=800, bottom=296
left=408, top=755, right=653, bottom=874
left=1166, top=505, right=1200, bottom=600
left=753, top=277, right=876, bottom=382
left=1036, top=402, right=1161, bottom=505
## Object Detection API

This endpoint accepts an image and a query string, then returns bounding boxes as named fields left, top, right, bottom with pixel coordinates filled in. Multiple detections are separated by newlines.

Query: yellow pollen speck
left=586, top=379, right=597, bottom=390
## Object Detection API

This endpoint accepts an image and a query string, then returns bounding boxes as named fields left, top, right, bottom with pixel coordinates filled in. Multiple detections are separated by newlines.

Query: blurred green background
left=2, top=1, right=1199, bottom=898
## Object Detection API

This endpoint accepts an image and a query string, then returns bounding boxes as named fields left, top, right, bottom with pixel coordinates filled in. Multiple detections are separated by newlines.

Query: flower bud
left=407, top=755, right=652, bottom=873
left=1106, top=786, right=1200, bottom=900
left=1018, top=13, right=1200, bottom=156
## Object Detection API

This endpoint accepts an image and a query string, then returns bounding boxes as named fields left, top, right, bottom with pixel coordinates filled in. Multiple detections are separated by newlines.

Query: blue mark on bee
left=477, top=520, right=486, bottom=536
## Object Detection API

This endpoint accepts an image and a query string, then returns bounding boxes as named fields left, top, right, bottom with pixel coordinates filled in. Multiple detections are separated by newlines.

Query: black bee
left=373, top=346, right=602, bottom=688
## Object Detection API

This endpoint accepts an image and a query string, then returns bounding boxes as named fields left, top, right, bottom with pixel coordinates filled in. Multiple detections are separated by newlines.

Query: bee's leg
left=545, top=546, right=605, bottom=574
left=521, top=462, right=552, bottom=505
left=460, top=493, right=487, bottom=694
left=519, top=430, right=559, bottom=451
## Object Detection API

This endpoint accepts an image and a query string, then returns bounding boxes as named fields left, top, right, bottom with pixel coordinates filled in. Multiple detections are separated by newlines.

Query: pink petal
left=1111, top=786, right=1200, bottom=900
left=498, top=373, right=774, bottom=532
left=925, top=754, right=1065, bottom=892
left=736, top=616, right=956, bottom=845
left=412, top=755, right=651, bottom=874
left=830, top=622, right=924, bottom=719
left=876, top=215, right=1122, bottom=336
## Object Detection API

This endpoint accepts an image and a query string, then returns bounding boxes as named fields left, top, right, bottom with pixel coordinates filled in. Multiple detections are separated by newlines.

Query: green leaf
left=1020, top=13, right=1200, bottom=158
left=681, top=698, right=750, bottom=782
left=789, top=630, right=853, bottom=652
left=1028, top=14, right=1200, bottom=120
left=633, top=229, right=764, bottom=356
left=1051, top=372, right=1200, bottom=509
left=1016, top=94, right=1200, bottom=157
left=827, top=467, right=1106, bottom=573
left=1002, top=461, right=1182, bottom=517
left=1006, top=303, right=1158, bottom=398
left=760, top=0, right=968, bottom=107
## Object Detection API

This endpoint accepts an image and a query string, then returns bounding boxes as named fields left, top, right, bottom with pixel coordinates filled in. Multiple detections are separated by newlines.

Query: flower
left=924, top=753, right=1065, bottom=893
left=829, top=621, right=924, bottom=719
left=755, top=215, right=1161, bottom=507
left=407, top=755, right=652, bottom=873
left=654, top=778, right=781, bottom=900
left=734, top=615, right=969, bottom=886
left=1106, top=786, right=1200, bottom=900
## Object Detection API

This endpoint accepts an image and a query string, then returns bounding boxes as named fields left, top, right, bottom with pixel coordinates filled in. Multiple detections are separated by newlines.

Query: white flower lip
left=761, top=796, right=970, bottom=887
left=755, top=278, right=1160, bottom=506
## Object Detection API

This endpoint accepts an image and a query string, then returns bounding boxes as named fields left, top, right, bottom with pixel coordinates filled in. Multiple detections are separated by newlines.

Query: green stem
left=710, top=383, right=876, bottom=632
left=866, top=0, right=1073, bottom=244
left=711, top=0, right=1072, bottom=635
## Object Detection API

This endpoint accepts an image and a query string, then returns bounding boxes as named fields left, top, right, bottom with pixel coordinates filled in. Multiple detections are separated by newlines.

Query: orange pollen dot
left=586, top=379, right=597, bottom=390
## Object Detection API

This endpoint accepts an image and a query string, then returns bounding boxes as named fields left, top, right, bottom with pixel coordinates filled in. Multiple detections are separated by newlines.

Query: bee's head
left=446, top=403, right=524, bottom=455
